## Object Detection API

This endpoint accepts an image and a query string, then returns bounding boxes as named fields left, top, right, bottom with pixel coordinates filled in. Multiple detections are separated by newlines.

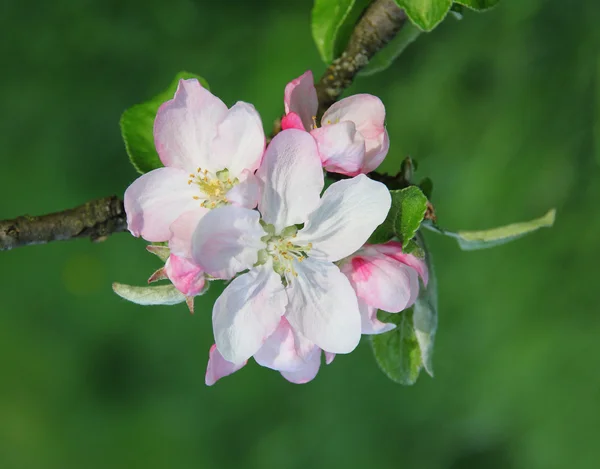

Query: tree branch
left=0, top=196, right=126, bottom=251
left=315, top=0, right=406, bottom=118
left=1, top=0, right=408, bottom=251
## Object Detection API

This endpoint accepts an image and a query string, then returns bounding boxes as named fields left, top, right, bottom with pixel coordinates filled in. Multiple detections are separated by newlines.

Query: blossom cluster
left=122, top=71, right=428, bottom=385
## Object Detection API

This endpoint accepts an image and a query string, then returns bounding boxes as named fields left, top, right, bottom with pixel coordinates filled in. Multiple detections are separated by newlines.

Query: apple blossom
left=124, top=78, right=265, bottom=243
left=340, top=241, right=429, bottom=334
left=281, top=70, right=389, bottom=176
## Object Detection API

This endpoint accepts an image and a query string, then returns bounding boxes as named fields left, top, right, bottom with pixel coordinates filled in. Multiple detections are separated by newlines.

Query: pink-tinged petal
left=358, top=298, right=396, bottom=335
left=213, top=262, right=287, bottom=364
left=340, top=250, right=419, bottom=313
left=280, top=348, right=321, bottom=384
left=369, top=241, right=429, bottom=286
left=205, top=344, right=247, bottom=386
left=257, top=129, right=323, bottom=232
left=164, top=254, right=206, bottom=297
left=225, top=170, right=260, bottom=209
left=154, top=79, right=228, bottom=172
left=210, top=102, right=265, bottom=176
left=192, top=205, right=265, bottom=279
left=281, top=112, right=305, bottom=131
left=286, top=257, right=361, bottom=354
left=254, top=317, right=318, bottom=372
left=169, top=208, right=209, bottom=258
left=284, top=70, right=318, bottom=131
left=321, top=94, right=385, bottom=139
left=295, top=175, right=391, bottom=262
left=310, top=122, right=366, bottom=176
left=362, top=128, right=389, bottom=174
left=324, top=352, right=335, bottom=365
left=124, top=167, right=200, bottom=242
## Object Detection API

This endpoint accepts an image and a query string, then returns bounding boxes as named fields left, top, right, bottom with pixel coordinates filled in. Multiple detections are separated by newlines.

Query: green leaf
left=413, top=235, right=437, bottom=376
left=453, top=0, right=500, bottom=11
left=371, top=309, right=422, bottom=385
left=120, top=71, right=209, bottom=174
left=395, top=0, right=453, bottom=31
left=359, top=22, right=421, bottom=76
left=392, top=186, right=428, bottom=249
left=112, top=283, right=186, bottom=306
left=367, top=207, right=395, bottom=244
left=311, top=0, right=371, bottom=63
left=425, top=208, right=556, bottom=250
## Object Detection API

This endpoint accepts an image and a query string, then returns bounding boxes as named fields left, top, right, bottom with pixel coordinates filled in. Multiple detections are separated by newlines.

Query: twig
left=0, top=196, right=126, bottom=251
left=1, top=0, right=408, bottom=251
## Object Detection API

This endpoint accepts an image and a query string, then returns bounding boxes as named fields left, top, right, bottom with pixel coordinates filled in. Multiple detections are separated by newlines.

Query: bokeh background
left=1, top=0, right=599, bottom=468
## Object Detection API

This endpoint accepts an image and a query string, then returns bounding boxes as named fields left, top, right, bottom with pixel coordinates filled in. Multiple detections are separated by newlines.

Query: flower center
left=188, top=167, right=238, bottom=209
left=257, top=224, right=312, bottom=282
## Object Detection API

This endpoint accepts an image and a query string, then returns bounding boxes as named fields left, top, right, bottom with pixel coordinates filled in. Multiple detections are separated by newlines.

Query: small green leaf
left=371, top=308, right=422, bottom=385
left=395, top=0, right=453, bottom=31
left=449, top=4, right=464, bottom=20
left=359, top=22, right=421, bottom=76
left=112, top=283, right=186, bottom=306
left=392, top=186, right=428, bottom=249
left=425, top=209, right=556, bottom=250
left=413, top=236, right=437, bottom=376
left=121, top=72, right=209, bottom=174
left=454, top=0, right=500, bottom=11
left=367, top=207, right=395, bottom=244
left=403, top=239, right=425, bottom=258
left=311, top=0, right=370, bottom=63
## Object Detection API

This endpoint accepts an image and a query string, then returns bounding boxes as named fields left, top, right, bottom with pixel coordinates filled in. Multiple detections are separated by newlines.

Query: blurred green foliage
left=1, top=1, right=599, bottom=468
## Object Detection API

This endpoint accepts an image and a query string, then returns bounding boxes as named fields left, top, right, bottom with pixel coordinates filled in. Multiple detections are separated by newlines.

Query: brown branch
left=0, top=196, right=126, bottom=251
left=315, top=0, right=407, bottom=118
left=3, top=0, right=408, bottom=251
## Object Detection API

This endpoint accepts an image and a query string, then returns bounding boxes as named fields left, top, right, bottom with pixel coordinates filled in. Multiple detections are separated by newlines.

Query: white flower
left=191, top=129, right=391, bottom=364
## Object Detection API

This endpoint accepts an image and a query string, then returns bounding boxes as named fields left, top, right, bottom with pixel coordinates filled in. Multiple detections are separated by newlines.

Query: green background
left=1, top=0, right=598, bottom=468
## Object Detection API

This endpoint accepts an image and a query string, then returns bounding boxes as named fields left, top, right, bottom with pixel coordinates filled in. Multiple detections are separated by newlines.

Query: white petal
left=213, top=263, right=287, bottom=364
left=192, top=205, right=266, bottom=279
left=257, top=129, right=323, bottom=232
left=209, top=102, right=265, bottom=176
left=154, top=79, right=228, bottom=172
left=310, top=122, right=366, bottom=176
left=285, top=257, right=361, bottom=354
left=280, top=348, right=321, bottom=384
left=205, top=344, right=247, bottom=386
left=358, top=298, right=396, bottom=335
left=225, top=170, right=260, bottom=209
left=124, top=167, right=200, bottom=242
left=254, top=318, right=318, bottom=372
left=168, top=208, right=209, bottom=258
left=295, top=174, right=391, bottom=262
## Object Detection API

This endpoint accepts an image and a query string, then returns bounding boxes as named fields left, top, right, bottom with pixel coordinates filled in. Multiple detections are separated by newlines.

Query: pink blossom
left=192, top=129, right=391, bottom=365
left=205, top=318, right=336, bottom=385
left=340, top=241, right=428, bottom=334
left=281, top=70, right=389, bottom=176
left=124, top=78, right=265, bottom=243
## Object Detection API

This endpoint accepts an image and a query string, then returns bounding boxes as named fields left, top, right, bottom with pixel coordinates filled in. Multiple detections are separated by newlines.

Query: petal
left=369, top=241, right=429, bottom=286
left=124, top=167, right=200, bottom=242
left=164, top=254, right=206, bottom=297
left=362, top=128, right=389, bottom=174
left=280, top=348, right=321, bottom=384
left=310, top=122, right=366, bottom=176
left=358, top=298, right=396, bottom=335
left=192, top=205, right=266, bottom=279
left=284, top=70, right=318, bottom=131
left=225, top=170, right=260, bottom=209
left=209, top=102, right=265, bottom=176
left=169, top=208, right=209, bottom=258
left=154, top=79, right=228, bottom=172
left=213, top=263, right=287, bottom=364
left=286, top=257, right=361, bottom=354
left=295, top=174, right=391, bottom=262
left=340, top=251, right=420, bottom=313
left=281, top=112, right=305, bottom=131
left=254, top=317, right=318, bottom=372
left=205, top=344, right=247, bottom=386
left=324, top=352, right=336, bottom=365
left=257, top=129, right=324, bottom=232
left=321, top=94, right=385, bottom=139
